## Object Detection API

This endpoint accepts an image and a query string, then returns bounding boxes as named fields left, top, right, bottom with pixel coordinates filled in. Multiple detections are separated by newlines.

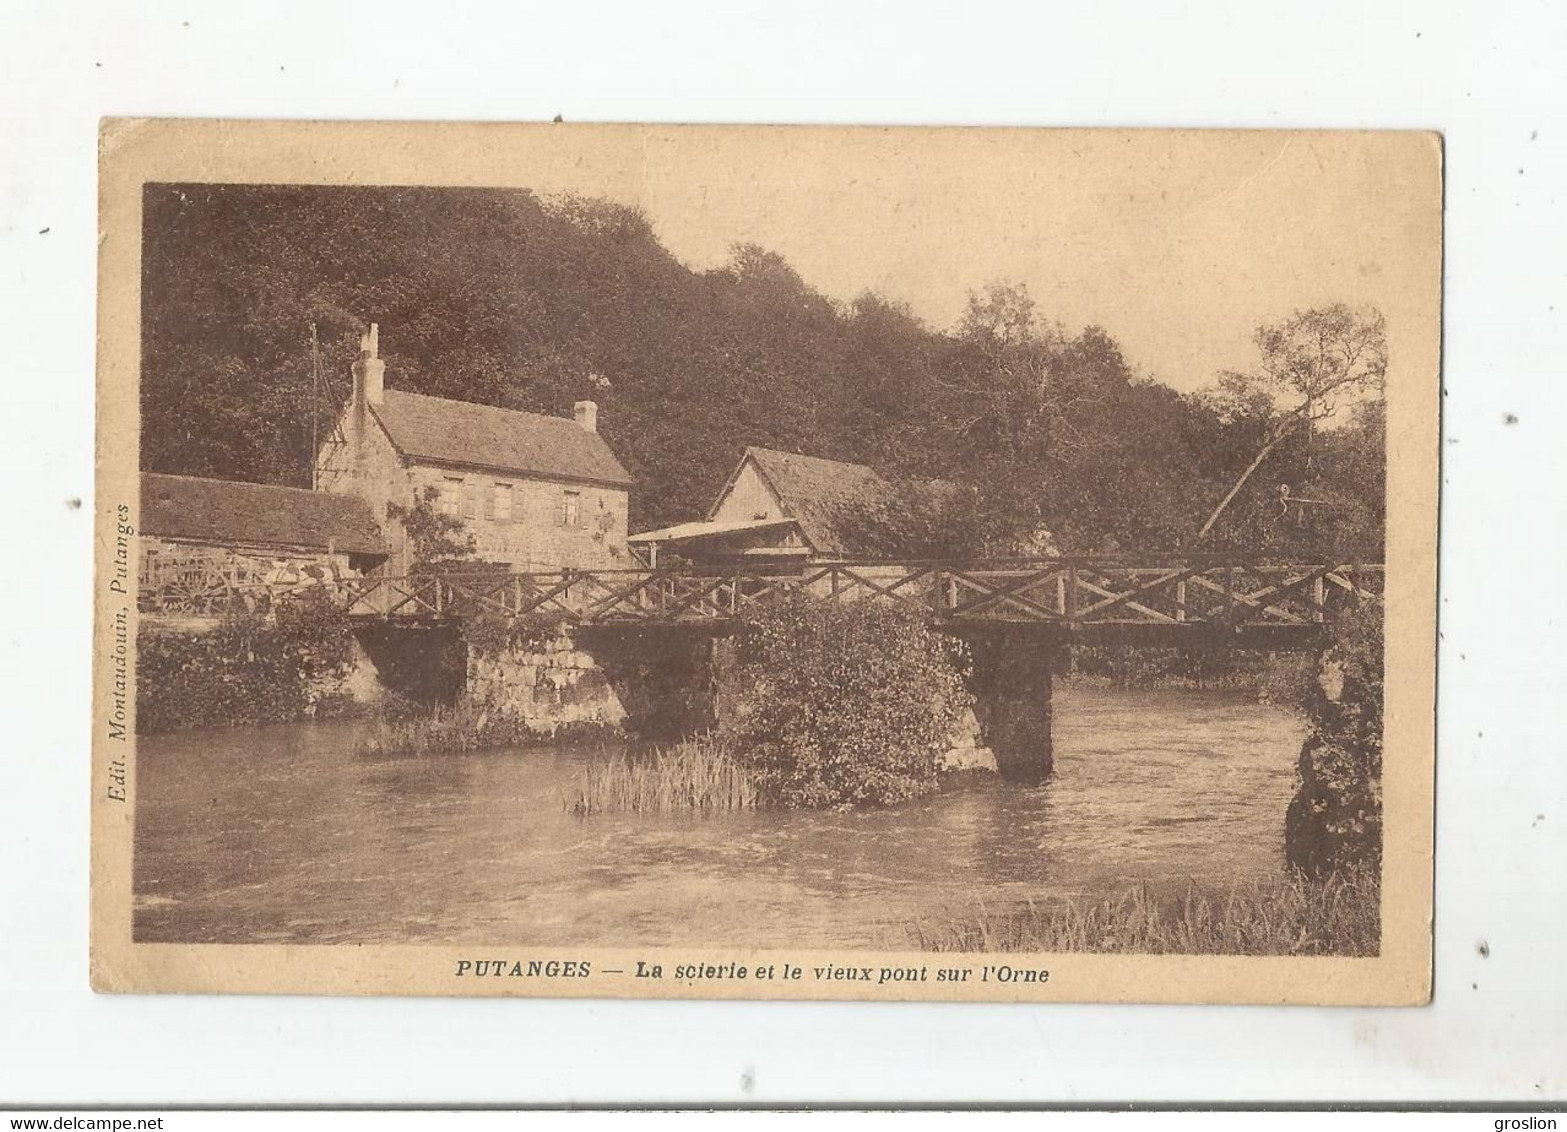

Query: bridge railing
left=140, top=557, right=1384, bottom=630
left=926, top=560, right=1383, bottom=629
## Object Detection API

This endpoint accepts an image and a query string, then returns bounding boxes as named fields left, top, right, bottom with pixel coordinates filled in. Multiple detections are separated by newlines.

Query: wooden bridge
left=140, top=557, right=1383, bottom=647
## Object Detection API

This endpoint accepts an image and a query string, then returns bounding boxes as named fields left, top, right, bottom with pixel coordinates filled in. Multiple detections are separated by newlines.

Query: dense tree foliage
left=141, top=184, right=1385, bottom=556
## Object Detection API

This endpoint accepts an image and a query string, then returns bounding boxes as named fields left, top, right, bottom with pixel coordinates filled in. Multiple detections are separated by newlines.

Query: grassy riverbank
left=567, top=736, right=758, bottom=815
left=905, top=867, right=1379, bottom=956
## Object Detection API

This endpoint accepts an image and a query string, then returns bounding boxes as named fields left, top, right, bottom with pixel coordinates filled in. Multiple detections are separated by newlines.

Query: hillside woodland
left=141, top=184, right=1385, bottom=558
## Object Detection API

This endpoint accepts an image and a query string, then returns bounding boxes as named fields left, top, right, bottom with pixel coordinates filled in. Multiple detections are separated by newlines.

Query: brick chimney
left=574, top=399, right=598, bottom=433
left=352, top=323, right=385, bottom=408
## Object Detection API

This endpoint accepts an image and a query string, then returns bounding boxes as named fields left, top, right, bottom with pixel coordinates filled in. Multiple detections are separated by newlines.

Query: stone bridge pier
left=958, top=626, right=1065, bottom=785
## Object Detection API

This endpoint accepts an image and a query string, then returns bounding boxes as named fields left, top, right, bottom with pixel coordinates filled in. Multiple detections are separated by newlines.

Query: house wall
left=318, top=401, right=413, bottom=567
left=711, top=460, right=784, bottom=524
left=406, top=463, right=631, bottom=572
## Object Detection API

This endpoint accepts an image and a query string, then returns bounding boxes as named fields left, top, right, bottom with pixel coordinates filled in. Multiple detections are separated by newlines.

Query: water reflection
left=133, top=684, right=1307, bottom=948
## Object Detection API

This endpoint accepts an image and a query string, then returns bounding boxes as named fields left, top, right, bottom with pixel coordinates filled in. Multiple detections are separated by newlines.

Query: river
left=132, top=683, right=1308, bottom=948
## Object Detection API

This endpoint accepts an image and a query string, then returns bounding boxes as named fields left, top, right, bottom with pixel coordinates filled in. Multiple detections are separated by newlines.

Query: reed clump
left=906, top=867, right=1380, bottom=956
left=568, top=735, right=758, bottom=815
left=355, top=698, right=532, bottom=757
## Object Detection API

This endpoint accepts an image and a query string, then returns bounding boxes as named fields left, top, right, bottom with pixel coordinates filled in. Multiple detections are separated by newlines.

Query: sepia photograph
left=92, top=121, right=1440, bottom=1003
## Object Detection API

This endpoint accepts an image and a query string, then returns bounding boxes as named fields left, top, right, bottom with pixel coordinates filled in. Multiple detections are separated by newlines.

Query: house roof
left=721, top=446, right=957, bottom=557
left=629, top=516, right=798, bottom=544
left=370, top=390, right=633, bottom=488
left=140, top=473, right=388, bottom=557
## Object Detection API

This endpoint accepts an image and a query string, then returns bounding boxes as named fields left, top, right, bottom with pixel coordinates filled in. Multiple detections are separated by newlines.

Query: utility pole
left=310, top=322, right=321, bottom=491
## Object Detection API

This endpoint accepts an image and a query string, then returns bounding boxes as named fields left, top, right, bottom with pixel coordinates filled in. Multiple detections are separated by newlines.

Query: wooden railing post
left=1065, top=561, right=1079, bottom=627
left=1175, top=578, right=1187, bottom=623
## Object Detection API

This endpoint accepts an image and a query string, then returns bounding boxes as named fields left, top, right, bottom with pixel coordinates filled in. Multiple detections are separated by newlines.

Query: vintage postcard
left=92, top=120, right=1440, bottom=1003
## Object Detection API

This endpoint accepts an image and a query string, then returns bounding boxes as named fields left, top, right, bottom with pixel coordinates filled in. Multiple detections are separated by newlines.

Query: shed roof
left=726, top=447, right=955, bottom=557
left=140, top=473, right=388, bottom=557
left=371, top=390, right=632, bottom=487
left=628, top=516, right=798, bottom=544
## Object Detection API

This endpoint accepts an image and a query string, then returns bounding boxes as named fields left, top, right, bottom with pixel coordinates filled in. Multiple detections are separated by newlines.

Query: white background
left=2, top=0, right=1564, bottom=1107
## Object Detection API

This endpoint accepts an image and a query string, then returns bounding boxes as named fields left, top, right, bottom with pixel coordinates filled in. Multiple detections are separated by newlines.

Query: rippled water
left=133, top=684, right=1307, bottom=948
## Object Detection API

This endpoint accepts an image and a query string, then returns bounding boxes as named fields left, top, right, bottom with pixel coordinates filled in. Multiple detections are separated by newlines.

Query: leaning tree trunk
left=1194, top=416, right=1304, bottom=543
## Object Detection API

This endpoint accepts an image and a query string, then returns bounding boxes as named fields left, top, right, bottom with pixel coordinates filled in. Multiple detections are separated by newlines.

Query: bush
left=462, top=610, right=570, bottom=658
left=274, top=587, right=356, bottom=688
left=1256, top=651, right=1316, bottom=709
left=136, top=589, right=356, bottom=732
left=1284, top=603, right=1384, bottom=876
left=725, top=595, right=972, bottom=809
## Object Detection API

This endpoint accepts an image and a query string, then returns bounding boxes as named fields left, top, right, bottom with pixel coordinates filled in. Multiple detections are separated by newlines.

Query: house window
left=562, top=490, right=581, bottom=528
left=462, top=480, right=482, bottom=520
left=491, top=482, right=513, bottom=522
left=440, top=476, right=464, bottom=516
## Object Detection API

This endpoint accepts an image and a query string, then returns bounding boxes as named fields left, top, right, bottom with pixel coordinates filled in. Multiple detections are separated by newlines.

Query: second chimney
left=574, top=399, right=598, bottom=433
left=352, top=323, right=385, bottom=407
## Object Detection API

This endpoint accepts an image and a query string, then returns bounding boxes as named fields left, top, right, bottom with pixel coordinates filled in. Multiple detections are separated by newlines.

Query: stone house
left=138, top=471, right=388, bottom=603
left=629, top=446, right=957, bottom=567
left=316, top=325, right=634, bottom=572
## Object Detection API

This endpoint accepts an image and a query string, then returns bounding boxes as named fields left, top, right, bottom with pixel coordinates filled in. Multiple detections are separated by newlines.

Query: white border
left=3, top=0, right=1564, bottom=1106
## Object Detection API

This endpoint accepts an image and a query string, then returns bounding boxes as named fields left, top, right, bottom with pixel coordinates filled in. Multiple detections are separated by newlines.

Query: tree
left=1195, top=304, right=1387, bottom=545
left=908, top=282, right=1219, bottom=555
left=916, top=283, right=1070, bottom=552
left=1316, top=398, right=1387, bottom=559
left=386, top=487, right=476, bottom=573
